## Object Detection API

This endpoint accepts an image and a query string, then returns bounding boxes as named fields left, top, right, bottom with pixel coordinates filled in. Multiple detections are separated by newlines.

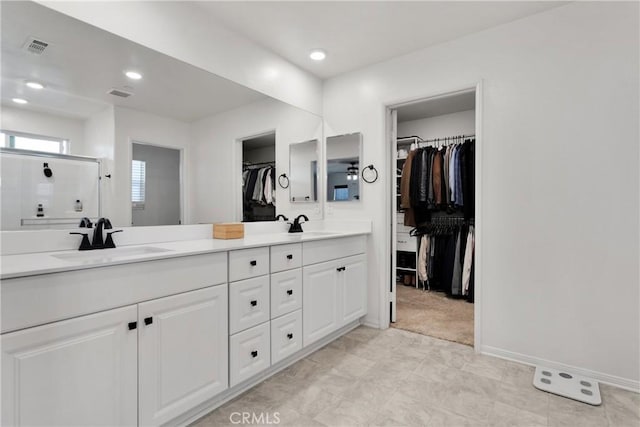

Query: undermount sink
left=53, top=246, right=172, bottom=263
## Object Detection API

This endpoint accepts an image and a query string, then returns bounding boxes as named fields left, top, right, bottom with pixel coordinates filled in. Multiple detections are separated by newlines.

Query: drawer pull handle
left=251, top=350, right=258, bottom=358
left=250, top=260, right=257, bottom=266
left=250, top=300, right=258, bottom=307
left=144, top=317, right=153, bottom=326
left=287, top=333, right=293, bottom=340
left=286, top=289, right=293, bottom=295
left=128, top=321, right=137, bottom=330
left=286, top=254, right=293, bottom=260
left=336, top=266, right=346, bottom=272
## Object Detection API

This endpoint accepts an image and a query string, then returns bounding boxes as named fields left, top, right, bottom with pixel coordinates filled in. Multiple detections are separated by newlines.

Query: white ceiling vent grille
left=108, top=88, right=133, bottom=98
left=23, top=37, right=49, bottom=55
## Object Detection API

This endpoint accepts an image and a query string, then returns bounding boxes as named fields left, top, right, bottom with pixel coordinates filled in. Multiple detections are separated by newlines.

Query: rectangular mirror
left=289, top=139, right=318, bottom=203
left=326, top=132, right=362, bottom=202
left=0, top=1, right=323, bottom=230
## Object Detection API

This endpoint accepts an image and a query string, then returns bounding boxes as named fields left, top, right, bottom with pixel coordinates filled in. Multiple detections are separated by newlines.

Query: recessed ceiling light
left=26, top=81, right=45, bottom=90
left=125, top=70, right=142, bottom=80
left=309, top=49, right=326, bottom=61
left=12, top=98, right=28, bottom=104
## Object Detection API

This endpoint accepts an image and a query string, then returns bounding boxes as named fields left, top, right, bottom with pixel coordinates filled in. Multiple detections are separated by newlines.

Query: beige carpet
left=391, top=284, right=474, bottom=346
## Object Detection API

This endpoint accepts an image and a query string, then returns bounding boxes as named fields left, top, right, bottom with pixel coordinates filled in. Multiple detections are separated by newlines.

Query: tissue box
left=213, top=223, right=244, bottom=239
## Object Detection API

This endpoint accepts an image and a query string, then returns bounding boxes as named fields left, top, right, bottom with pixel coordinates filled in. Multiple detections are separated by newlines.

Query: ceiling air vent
left=23, top=37, right=49, bottom=55
left=108, top=88, right=133, bottom=98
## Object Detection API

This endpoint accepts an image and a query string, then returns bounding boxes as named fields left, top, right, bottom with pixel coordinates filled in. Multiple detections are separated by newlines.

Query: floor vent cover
left=533, top=366, right=601, bottom=405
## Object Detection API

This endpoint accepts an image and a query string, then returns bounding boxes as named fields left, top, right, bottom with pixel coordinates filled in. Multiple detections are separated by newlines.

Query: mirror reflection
left=289, top=140, right=318, bottom=203
left=326, top=133, right=362, bottom=202
left=0, top=1, right=322, bottom=230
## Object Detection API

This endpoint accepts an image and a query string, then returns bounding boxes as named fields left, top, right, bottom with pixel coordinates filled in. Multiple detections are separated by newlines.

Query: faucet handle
left=103, top=218, right=113, bottom=229
left=104, top=230, right=123, bottom=249
left=69, top=232, right=92, bottom=251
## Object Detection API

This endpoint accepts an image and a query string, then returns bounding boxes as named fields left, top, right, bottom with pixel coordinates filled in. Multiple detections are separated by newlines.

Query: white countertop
left=0, top=231, right=368, bottom=279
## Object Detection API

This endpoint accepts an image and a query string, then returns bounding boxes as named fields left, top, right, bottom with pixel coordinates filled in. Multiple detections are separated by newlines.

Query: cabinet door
left=1, top=305, right=137, bottom=427
left=339, top=254, right=367, bottom=326
left=303, top=260, right=340, bottom=346
left=138, top=286, right=228, bottom=426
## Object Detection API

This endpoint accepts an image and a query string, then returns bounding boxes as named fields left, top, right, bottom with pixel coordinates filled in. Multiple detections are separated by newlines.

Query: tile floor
left=193, top=326, right=640, bottom=427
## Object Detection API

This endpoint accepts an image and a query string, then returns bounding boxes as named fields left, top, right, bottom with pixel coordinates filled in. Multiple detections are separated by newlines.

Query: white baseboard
left=481, top=345, right=640, bottom=393
left=362, top=320, right=380, bottom=329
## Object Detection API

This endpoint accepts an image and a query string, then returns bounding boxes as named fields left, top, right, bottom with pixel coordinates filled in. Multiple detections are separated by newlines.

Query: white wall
left=1, top=106, right=86, bottom=155
left=190, top=98, right=323, bottom=224
left=83, top=106, right=114, bottom=220
left=112, top=107, right=190, bottom=227
left=37, top=1, right=322, bottom=116
left=323, top=2, right=639, bottom=389
left=398, top=109, right=475, bottom=140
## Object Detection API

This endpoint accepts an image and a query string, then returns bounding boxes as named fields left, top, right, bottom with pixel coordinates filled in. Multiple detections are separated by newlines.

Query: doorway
left=388, top=88, right=479, bottom=347
left=131, top=142, right=182, bottom=226
left=241, top=132, right=276, bottom=222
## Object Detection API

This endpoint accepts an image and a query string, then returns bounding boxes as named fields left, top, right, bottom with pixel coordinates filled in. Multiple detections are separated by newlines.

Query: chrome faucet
left=288, top=214, right=309, bottom=233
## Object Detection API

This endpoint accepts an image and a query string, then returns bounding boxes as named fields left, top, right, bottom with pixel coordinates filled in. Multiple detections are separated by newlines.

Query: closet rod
left=243, top=161, right=275, bottom=168
left=417, top=134, right=475, bottom=144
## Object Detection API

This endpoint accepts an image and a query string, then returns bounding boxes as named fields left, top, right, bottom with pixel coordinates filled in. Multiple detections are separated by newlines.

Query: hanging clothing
left=418, top=235, right=429, bottom=282
left=400, top=150, right=417, bottom=227
left=243, top=165, right=275, bottom=205
left=462, top=226, right=474, bottom=295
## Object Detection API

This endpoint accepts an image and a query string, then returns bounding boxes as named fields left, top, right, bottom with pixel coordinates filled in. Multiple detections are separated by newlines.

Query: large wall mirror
left=289, top=139, right=318, bottom=203
left=326, top=133, right=362, bottom=202
left=0, top=1, right=322, bottom=230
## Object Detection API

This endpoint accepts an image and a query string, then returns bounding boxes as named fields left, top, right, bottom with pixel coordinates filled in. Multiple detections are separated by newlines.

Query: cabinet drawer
left=270, top=269, right=302, bottom=318
left=270, top=243, right=302, bottom=273
left=396, top=232, right=416, bottom=253
left=229, top=276, right=270, bottom=334
left=229, top=322, right=270, bottom=387
left=271, top=310, right=302, bottom=364
left=303, top=235, right=365, bottom=266
left=229, top=247, right=269, bottom=282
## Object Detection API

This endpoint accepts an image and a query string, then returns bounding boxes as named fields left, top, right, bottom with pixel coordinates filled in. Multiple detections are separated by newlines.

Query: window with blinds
left=131, top=160, right=146, bottom=209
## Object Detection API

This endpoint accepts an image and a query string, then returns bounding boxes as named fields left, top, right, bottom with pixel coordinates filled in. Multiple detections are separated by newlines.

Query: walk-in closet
left=391, top=90, right=476, bottom=346
left=242, top=132, right=276, bottom=222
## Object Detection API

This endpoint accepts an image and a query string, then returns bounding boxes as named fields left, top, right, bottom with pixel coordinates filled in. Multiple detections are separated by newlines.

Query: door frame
left=382, top=81, right=484, bottom=351
left=129, top=139, right=185, bottom=226
left=234, top=129, right=277, bottom=222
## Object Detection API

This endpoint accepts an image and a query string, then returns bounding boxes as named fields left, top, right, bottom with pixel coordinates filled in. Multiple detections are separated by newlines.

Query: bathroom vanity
left=0, top=231, right=368, bottom=426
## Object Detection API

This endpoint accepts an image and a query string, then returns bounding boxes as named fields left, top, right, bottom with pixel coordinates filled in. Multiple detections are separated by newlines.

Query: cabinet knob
left=287, top=333, right=293, bottom=340
left=144, top=317, right=153, bottom=326
left=128, top=321, right=137, bottom=330
left=251, top=350, right=258, bottom=358
left=286, top=254, right=293, bottom=260
left=250, top=300, right=258, bottom=307
left=250, top=260, right=257, bottom=266
left=286, top=289, right=293, bottom=296
left=336, top=266, right=346, bottom=272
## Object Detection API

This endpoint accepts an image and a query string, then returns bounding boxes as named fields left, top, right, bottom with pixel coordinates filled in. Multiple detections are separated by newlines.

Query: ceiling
left=1, top=1, right=266, bottom=122
left=397, top=90, right=475, bottom=122
left=197, top=2, right=566, bottom=79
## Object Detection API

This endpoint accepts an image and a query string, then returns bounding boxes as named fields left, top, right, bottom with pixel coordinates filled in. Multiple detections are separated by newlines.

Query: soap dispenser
left=74, top=199, right=83, bottom=212
left=36, top=203, right=44, bottom=217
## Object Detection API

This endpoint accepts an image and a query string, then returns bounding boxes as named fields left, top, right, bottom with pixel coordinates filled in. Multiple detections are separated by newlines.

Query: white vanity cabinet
left=1, top=305, right=138, bottom=427
left=1, top=252, right=228, bottom=427
left=138, top=286, right=228, bottom=426
left=302, top=236, right=367, bottom=346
